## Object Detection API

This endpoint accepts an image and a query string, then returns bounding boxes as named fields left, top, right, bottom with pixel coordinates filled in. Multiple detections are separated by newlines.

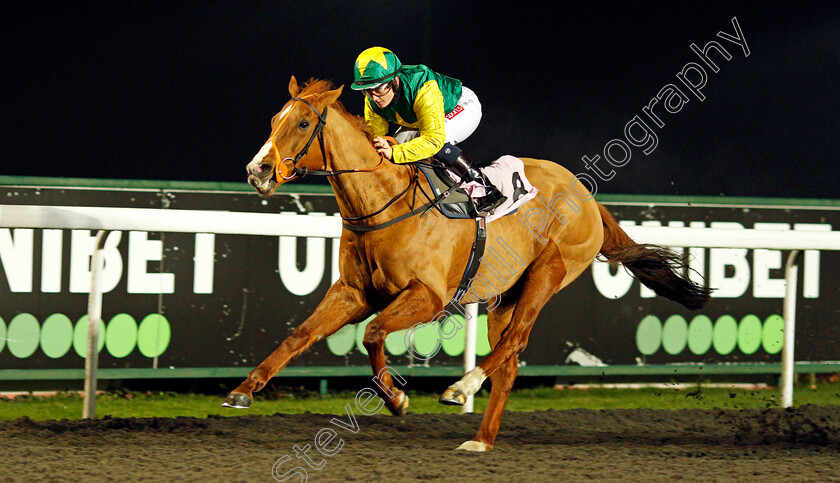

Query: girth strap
left=343, top=211, right=487, bottom=307
left=451, top=217, right=487, bottom=305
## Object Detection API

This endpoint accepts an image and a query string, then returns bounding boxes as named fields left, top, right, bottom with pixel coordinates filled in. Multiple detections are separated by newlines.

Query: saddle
left=417, top=163, right=479, bottom=219
left=418, top=155, right=538, bottom=222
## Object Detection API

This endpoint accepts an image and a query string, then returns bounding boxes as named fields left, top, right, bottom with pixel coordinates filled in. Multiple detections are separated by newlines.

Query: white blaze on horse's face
left=251, top=141, right=272, bottom=167
left=246, top=103, right=295, bottom=195
left=251, top=141, right=271, bottom=164
left=246, top=141, right=277, bottom=194
left=277, top=103, right=292, bottom=121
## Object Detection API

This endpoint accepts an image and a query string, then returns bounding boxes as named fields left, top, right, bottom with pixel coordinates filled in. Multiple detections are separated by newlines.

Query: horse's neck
left=325, top=118, right=414, bottom=222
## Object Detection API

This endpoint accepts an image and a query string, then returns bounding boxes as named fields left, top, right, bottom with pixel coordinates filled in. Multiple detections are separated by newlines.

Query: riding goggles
left=363, top=82, right=392, bottom=98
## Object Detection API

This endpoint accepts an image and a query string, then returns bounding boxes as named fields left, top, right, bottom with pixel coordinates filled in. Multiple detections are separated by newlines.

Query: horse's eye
left=298, top=120, right=310, bottom=129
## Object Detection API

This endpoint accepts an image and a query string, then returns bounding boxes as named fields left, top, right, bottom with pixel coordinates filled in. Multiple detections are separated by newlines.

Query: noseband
left=270, top=97, right=384, bottom=181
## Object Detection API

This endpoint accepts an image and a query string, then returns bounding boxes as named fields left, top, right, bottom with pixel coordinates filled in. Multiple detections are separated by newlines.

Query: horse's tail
left=597, top=203, right=711, bottom=310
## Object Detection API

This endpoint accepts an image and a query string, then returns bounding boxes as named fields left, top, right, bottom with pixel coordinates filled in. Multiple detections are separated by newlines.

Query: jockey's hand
left=372, top=137, right=392, bottom=160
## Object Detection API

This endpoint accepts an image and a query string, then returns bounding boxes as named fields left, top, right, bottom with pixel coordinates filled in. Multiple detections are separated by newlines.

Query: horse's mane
left=299, top=78, right=374, bottom=142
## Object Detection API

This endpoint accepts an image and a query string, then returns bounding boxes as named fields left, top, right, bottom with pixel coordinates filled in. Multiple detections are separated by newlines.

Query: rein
left=270, top=97, right=383, bottom=180
left=340, top=164, right=447, bottom=231
left=267, top=96, right=429, bottom=231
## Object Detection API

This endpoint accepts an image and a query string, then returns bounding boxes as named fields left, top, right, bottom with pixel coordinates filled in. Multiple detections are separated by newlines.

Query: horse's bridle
left=271, top=96, right=329, bottom=180
left=270, top=97, right=383, bottom=181
left=267, top=95, right=440, bottom=231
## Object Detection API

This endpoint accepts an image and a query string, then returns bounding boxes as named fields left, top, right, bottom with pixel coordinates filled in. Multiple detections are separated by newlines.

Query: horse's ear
left=289, top=76, right=301, bottom=97
left=317, top=85, right=344, bottom=107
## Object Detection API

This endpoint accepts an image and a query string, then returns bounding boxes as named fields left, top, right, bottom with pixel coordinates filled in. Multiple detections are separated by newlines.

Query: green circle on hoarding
left=713, top=315, right=738, bottom=355
left=412, top=321, right=440, bottom=357
left=0, top=316, right=6, bottom=354
left=687, top=315, right=713, bottom=355
left=40, top=314, right=73, bottom=359
left=105, top=314, right=137, bottom=358
left=326, top=324, right=355, bottom=356
left=7, top=313, right=40, bottom=358
left=762, top=314, right=784, bottom=354
left=74, top=316, right=106, bottom=357
left=476, top=314, right=491, bottom=356
left=738, top=314, right=763, bottom=355
left=662, top=315, right=688, bottom=355
left=385, top=329, right=408, bottom=356
left=440, top=314, right=466, bottom=357
left=137, top=314, right=171, bottom=358
left=636, top=315, right=662, bottom=356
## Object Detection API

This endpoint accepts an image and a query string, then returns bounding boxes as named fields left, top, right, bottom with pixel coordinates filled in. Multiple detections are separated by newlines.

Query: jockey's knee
left=433, top=143, right=462, bottom=167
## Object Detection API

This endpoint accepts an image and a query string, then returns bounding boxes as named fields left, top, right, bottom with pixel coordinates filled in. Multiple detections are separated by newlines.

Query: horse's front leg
left=362, top=282, right=444, bottom=415
left=222, top=281, right=372, bottom=408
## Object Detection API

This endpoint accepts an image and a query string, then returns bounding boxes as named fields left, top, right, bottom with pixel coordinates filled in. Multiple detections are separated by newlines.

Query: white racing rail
left=1, top=204, right=838, bottom=417
left=622, top=225, right=838, bottom=410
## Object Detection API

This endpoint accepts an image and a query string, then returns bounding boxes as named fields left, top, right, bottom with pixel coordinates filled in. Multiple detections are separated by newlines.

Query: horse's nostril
left=249, top=162, right=273, bottom=175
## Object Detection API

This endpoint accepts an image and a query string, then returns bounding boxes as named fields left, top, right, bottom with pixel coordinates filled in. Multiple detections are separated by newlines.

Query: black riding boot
left=435, top=144, right=507, bottom=215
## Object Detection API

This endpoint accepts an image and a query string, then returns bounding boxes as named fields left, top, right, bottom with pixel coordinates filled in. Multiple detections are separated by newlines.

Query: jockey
left=351, top=46, right=507, bottom=215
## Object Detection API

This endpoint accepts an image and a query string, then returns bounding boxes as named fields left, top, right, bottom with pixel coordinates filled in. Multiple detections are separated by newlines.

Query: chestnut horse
left=227, top=77, right=710, bottom=451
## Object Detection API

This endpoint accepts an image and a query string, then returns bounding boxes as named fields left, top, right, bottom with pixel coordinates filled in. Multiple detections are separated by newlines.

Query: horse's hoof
left=388, top=390, right=409, bottom=416
left=221, top=392, right=253, bottom=409
left=456, top=440, right=492, bottom=452
left=439, top=387, right=466, bottom=406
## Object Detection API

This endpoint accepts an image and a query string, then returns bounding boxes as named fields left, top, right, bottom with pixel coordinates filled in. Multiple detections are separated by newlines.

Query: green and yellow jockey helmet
left=351, top=47, right=403, bottom=90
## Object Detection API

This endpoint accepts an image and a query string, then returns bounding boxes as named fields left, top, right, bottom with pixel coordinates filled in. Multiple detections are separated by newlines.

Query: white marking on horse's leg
left=456, top=440, right=492, bottom=452
left=395, top=390, right=409, bottom=415
left=451, top=367, right=486, bottom=396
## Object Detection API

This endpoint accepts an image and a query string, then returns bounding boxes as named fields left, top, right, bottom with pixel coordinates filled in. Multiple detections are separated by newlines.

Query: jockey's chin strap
left=273, top=97, right=384, bottom=181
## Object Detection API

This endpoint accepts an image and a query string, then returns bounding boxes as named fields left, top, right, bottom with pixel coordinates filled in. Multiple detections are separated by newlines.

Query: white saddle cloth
left=446, top=155, right=539, bottom=222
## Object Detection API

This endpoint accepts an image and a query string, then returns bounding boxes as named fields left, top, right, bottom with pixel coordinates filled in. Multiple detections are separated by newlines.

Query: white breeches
left=394, top=86, right=482, bottom=146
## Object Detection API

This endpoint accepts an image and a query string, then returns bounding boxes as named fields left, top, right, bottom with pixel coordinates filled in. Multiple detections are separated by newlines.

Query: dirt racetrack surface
left=2, top=406, right=839, bottom=482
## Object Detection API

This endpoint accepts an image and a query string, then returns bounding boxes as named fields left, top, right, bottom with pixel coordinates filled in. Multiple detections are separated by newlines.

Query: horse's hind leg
left=457, top=299, right=518, bottom=452
left=363, top=281, right=444, bottom=416
left=440, top=241, right=566, bottom=408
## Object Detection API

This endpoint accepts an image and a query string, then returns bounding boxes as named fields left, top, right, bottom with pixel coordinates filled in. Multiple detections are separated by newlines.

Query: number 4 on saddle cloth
left=418, top=155, right=538, bottom=222
left=418, top=155, right=538, bottom=303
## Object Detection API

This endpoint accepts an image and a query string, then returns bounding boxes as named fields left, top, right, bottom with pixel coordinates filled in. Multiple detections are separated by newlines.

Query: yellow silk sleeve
left=390, top=81, right=446, bottom=164
left=364, top=100, right=390, bottom=138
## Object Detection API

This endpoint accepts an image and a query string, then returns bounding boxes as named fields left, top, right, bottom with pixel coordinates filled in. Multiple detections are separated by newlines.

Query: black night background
left=2, top=1, right=838, bottom=199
